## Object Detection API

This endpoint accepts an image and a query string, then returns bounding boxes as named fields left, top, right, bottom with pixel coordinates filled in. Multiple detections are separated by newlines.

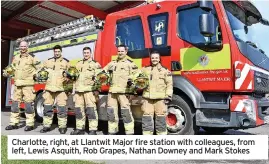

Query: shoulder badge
left=167, top=71, right=172, bottom=76
left=132, top=65, right=138, bottom=69
left=77, top=60, right=83, bottom=64
left=34, top=61, right=41, bottom=65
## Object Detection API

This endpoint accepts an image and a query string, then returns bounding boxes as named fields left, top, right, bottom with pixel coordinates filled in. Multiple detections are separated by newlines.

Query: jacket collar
left=54, top=56, right=63, bottom=61
left=83, top=58, right=93, bottom=62
left=20, top=52, right=29, bottom=58
left=116, top=56, right=127, bottom=62
left=152, top=63, right=162, bottom=72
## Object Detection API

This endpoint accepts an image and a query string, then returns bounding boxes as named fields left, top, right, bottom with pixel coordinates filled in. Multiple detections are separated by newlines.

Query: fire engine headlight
left=243, top=100, right=256, bottom=121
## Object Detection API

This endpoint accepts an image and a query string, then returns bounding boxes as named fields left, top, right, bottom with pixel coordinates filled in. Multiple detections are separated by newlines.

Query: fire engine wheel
left=167, top=95, right=198, bottom=135
left=34, top=92, right=44, bottom=123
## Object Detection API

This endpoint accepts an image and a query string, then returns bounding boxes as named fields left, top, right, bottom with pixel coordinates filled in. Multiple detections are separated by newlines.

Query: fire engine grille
left=254, top=71, right=269, bottom=93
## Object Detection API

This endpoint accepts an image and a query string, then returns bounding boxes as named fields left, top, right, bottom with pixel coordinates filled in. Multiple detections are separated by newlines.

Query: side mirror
left=261, top=18, right=269, bottom=26
left=199, top=13, right=215, bottom=37
left=199, top=0, right=213, bottom=12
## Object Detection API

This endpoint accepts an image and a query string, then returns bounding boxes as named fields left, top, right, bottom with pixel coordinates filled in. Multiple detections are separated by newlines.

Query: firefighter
left=140, top=51, right=173, bottom=135
left=39, top=45, right=70, bottom=134
left=4, top=40, right=41, bottom=131
left=102, top=44, right=138, bottom=135
left=70, top=47, right=102, bottom=135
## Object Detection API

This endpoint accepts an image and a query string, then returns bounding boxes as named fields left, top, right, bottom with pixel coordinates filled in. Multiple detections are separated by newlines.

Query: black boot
left=70, top=129, right=85, bottom=135
left=5, top=125, right=18, bottom=130
left=59, top=128, right=67, bottom=134
left=108, top=132, right=117, bottom=135
left=24, top=126, right=34, bottom=131
left=40, top=127, right=51, bottom=133
left=88, top=130, right=97, bottom=135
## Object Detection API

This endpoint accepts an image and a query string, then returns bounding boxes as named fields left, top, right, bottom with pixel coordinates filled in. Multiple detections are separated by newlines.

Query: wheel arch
left=173, top=76, right=205, bottom=109
left=173, top=87, right=195, bottom=112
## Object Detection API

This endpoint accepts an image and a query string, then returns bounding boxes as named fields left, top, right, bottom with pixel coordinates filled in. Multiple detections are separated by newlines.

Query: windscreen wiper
left=246, top=41, right=266, bottom=55
left=259, top=49, right=265, bottom=54
left=246, top=41, right=258, bottom=49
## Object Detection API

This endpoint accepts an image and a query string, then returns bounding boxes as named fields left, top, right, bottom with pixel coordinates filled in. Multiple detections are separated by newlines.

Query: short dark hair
left=53, top=45, right=62, bottom=52
left=83, top=47, right=92, bottom=52
left=117, top=44, right=128, bottom=50
left=150, top=51, right=160, bottom=56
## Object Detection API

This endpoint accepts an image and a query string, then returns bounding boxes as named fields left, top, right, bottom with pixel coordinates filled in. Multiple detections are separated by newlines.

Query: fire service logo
left=198, top=55, right=209, bottom=67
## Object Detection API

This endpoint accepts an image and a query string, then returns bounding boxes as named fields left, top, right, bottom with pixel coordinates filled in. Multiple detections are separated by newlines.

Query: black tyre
left=202, top=127, right=228, bottom=134
left=34, top=92, right=44, bottom=123
left=167, top=94, right=198, bottom=135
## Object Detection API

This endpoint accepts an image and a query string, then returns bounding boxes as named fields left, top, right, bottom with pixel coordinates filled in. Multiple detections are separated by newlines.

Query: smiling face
left=54, top=48, right=62, bottom=58
left=19, top=41, right=28, bottom=54
left=150, top=52, right=160, bottom=66
left=83, top=49, right=91, bottom=60
left=117, top=46, right=127, bottom=59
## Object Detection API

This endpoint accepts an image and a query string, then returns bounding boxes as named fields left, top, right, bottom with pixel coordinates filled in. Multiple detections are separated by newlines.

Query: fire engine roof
left=1, top=1, right=145, bottom=40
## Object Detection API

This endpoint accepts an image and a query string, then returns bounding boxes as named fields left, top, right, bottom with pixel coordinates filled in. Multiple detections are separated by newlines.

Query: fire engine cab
left=7, top=0, right=269, bottom=134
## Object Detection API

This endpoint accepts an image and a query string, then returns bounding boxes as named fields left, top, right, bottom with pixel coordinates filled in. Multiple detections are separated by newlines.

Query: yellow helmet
left=95, top=71, right=110, bottom=86
left=134, top=72, right=149, bottom=91
left=3, top=64, right=16, bottom=78
left=36, top=68, right=49, bottom=82
left=66, top=66, right=79, bottom=81
left=63, top=80, right=73, bottom=93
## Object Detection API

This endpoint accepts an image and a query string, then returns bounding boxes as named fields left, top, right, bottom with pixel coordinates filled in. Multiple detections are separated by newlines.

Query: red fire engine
left=6, top=0, right=269, bottom=134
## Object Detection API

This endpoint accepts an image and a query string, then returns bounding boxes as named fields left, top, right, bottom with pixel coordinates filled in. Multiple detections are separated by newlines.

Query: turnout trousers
left=107, top=93, right=134, bottom=134
left=141, top=98, right=167, bottom=135
left=10, top=86, right=35, bottom=126
left=42, top=91, right=68, bottom=128
left=74, top=91, right=98, bottom=131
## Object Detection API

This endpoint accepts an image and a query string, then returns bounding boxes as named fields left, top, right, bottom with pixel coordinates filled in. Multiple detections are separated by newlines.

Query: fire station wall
left=1, top=39, right=10, bottom=108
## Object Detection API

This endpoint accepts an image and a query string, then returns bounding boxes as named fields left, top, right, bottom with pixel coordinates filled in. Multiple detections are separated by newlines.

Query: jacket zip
left=53, top=58, right=56, bottom=70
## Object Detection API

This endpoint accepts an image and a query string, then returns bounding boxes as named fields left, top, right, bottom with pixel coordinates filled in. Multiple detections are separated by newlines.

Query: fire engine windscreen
left=223, top=1, right=269, bottom=71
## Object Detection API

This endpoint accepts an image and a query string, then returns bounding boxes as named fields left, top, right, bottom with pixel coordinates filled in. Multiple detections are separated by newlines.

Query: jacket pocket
left=59, top=63, right=66, bottom=70
left=119, top=67, right=129, bottom=81
left=84, top=71, right=95, bottom=86
left=156, top=73, right=166, bottom=93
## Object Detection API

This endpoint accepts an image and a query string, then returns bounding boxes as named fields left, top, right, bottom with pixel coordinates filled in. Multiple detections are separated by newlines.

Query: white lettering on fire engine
left=184, top=70, right=229, bottom=75
left=197, top=77, right=231, bottom=82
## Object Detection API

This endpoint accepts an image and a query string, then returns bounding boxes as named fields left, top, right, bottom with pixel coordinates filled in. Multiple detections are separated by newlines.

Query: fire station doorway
left=1, top=39, right=10, bottom=108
